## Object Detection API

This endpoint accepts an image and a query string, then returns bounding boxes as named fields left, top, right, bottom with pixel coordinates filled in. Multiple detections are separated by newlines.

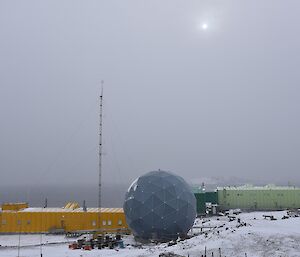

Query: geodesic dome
left=123, top=170, right=196, bottom=241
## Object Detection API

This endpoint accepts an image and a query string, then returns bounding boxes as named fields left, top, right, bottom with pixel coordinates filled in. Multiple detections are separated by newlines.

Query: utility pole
left=17, top=215, right=21, bottom=257
left=40, top=198, right=47, bottom=257
left=98, top=81, right=104, bottom=231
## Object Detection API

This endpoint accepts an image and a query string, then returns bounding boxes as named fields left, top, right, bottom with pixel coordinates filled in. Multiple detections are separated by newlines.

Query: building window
left=92, top=221, right=96, bottom=227
left=102, top=220, right=106, bottom=226
left=27, top=220, right=31, bottom=225
left=17, top=220, right=21, bottom=225
left=107, top=220, right=112, bottom=226
left=2, top=220, right=6, bottom=225
left=118, top=219, right=122, bottom=225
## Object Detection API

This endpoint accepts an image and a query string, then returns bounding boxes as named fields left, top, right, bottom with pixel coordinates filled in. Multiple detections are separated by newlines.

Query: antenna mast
left=98, top=81, right=104, bottom=229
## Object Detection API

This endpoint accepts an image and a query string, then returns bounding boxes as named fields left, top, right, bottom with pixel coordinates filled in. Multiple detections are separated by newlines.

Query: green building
left=217, top=185, right=300, bottom=211
left=194, top=191, right=218, bottom=214
left=194, top=185, right=300, bottom=214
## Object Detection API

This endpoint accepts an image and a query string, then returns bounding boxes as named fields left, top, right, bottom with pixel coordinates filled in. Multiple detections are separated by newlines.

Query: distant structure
left=195, top=185, right=300, bottom=215
left=123, top=170, right=197, bottom=241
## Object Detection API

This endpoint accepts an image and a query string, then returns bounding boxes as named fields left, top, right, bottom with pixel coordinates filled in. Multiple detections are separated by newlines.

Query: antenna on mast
left=98, top=80, right=104, bottom=230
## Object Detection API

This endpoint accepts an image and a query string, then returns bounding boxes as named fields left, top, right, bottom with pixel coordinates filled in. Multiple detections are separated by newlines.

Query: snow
left=1, top=211, right=300, bottom=257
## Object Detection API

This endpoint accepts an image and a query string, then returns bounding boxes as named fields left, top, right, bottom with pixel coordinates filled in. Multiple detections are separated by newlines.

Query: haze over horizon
left=1, top=1, right=300, bottom=188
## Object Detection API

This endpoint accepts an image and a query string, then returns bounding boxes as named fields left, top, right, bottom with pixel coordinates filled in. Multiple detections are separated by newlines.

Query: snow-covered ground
left=1, top=211, right=300, bottom=257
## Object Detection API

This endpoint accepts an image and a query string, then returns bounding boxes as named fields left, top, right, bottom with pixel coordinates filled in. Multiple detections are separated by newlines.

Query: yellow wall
left=0, top=210, right=128, bottom=234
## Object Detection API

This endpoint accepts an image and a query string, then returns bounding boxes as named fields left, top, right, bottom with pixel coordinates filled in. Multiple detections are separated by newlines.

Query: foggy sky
left=1, top=0, right=300, bottom=187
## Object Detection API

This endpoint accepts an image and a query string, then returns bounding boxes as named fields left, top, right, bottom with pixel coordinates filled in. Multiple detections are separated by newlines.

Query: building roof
left=217, top=185, right=300, bottom=191
left=16, top=207, right=124, bottom=213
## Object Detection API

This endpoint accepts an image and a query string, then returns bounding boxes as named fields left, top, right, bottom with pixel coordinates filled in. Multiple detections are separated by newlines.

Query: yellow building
left=0, top=202, right=128, bottom=234
left=2, top=202, right=29, bottom=211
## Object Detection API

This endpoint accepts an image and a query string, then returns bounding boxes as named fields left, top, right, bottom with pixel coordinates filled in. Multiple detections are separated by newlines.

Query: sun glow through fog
left=202, top=23, right=208, bottom=30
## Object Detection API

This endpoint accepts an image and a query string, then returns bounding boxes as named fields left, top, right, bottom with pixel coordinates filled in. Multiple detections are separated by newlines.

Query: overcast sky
left=1, top=1, right=300, bottom=187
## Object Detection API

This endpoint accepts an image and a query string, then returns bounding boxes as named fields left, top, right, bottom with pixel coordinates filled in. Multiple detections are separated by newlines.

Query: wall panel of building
left=0, top=206, right=128, bottom=234
left=217, top=186, right=300, bottom=211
